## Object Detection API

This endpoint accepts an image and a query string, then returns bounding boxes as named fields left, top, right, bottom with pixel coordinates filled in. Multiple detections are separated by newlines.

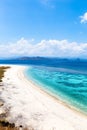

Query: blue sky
left=0, top=0, right=87, bottom=58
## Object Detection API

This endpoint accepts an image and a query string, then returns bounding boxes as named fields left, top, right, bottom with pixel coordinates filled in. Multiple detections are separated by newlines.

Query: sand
left=0, top=64, right=87, bottom=130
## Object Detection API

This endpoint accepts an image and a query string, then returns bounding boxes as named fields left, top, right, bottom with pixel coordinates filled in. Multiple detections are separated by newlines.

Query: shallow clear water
left=25, top=66, right=87, bottom=114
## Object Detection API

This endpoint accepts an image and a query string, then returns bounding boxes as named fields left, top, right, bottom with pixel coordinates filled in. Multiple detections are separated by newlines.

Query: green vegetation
left=0, top=66, right=10, bottom=82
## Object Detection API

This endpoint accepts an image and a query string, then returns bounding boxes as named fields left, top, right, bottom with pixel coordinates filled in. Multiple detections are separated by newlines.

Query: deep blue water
left=0, top=58, right=87, bottom=73
left=1, top=58, right=87, bottom=113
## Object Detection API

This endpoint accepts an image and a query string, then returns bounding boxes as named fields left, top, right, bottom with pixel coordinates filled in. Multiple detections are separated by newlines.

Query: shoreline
left=1, top=64, right=87, bottom=130
left=24, top=67, right=87, bottom=118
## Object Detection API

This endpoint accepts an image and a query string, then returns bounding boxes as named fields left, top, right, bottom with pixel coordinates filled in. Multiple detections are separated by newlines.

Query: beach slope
left=0, top=65, right=87, bottom=130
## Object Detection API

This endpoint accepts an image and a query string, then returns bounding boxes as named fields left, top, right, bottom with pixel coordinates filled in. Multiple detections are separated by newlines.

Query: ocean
left=25, top=65, right=87, bottom=114
left=1, top=58, right=87, bottom=114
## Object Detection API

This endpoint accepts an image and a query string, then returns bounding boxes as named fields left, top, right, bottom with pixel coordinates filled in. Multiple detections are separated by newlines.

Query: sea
left=1, top=58, right=87, bottom=114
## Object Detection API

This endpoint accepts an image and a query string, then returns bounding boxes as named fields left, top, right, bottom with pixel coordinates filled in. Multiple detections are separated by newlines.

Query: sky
left=0, top=0, right=87, bottom=58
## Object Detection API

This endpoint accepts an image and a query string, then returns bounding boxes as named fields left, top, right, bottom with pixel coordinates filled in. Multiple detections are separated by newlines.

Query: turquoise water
left=25, top=66, right=87, bottom=114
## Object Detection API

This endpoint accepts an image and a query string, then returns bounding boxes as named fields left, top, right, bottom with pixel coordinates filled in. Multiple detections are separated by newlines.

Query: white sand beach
left=0, top=65, right=87, bottom=130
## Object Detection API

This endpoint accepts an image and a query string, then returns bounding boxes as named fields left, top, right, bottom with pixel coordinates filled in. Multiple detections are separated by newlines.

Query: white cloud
left=0, top=38, right=87, bottom=58
left=80, top=12, right=87, bottom=23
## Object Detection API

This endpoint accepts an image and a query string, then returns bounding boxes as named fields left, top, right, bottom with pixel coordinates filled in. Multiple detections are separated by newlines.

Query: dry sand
left=0, top=65, right=87, bottom=130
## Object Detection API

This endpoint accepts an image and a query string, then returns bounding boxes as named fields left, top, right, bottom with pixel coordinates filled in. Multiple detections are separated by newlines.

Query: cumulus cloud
left=80, top=12, right=87, bottom=23
left=0, top=38, right=87, bottom=58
